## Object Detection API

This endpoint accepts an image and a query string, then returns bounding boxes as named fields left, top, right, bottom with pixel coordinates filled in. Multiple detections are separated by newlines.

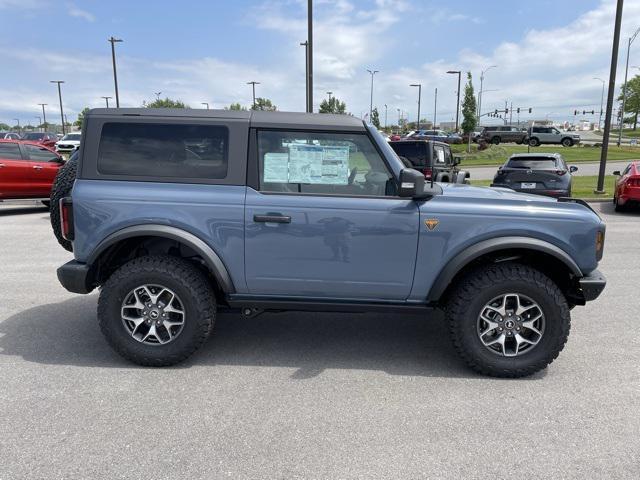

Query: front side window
left=0, top=142, right=22, bottom=159
left=258, top=130, right=395, bottom=196
left=23, top=144, right=58, bottom=162
left=98, top=122, right=228, bottom=179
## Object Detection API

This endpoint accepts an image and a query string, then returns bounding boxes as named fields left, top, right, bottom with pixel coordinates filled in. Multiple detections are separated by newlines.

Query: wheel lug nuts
left=499, top=327, right=503, bottom=331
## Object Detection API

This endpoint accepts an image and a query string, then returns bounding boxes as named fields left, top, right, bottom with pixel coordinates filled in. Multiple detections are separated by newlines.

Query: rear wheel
left=98, top=255, right=216, bottom=366
left=491, top=136, right=501, bottom=145
left=614, top=195, right=626, bottom=212
left=49, top=156, right=77, bottom=252
left=446, top=262, right=570, bottom=378
left=528, top=137, right=540, bottom=147
left=561, top=138, right=574, bottom=147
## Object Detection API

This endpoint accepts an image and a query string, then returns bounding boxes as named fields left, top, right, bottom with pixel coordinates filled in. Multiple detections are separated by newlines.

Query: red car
left=0, top=139, right=64, bottom=205
left=613, top=161, right=640, bottom=212
left=20, top=132, right=58, bottom=149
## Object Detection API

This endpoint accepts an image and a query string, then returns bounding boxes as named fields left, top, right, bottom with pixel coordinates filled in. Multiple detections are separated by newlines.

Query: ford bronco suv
left=54, top=108, right=606, bottom=377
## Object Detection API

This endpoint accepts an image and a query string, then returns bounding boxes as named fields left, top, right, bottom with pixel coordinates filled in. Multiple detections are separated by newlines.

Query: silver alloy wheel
left=476, top=293, right=545, bottom=357
left=121, top=284, right=185, bottom=345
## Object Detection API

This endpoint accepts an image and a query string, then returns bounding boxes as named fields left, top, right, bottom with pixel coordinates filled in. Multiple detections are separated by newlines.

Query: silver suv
left=480, top=126, right=527, bottom=145
left=527, top=126, right=581, bottom=147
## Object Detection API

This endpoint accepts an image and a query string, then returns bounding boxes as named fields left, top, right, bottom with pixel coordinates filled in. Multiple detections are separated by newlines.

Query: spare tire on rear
left=49, top=153, right=78, bottom=252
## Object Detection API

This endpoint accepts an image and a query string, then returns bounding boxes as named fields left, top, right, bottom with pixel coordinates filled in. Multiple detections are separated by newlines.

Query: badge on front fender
left=424, top=219, right=439, bottom=231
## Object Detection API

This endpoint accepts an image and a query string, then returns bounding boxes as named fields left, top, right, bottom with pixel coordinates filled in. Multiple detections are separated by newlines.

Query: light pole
left=300, top=41, right=309, bottom=112
left=108, top=36, right=123, bottom=107
left=446, top=70, right=461, bottom=132
left=201, top=102, right=209, bottom=109
left=593, top=77, right=605, bottom=130
left=618, top=27, right=640, bottom=145
left=596, top=0, right=623, bottom=194
left=433, top=87, right=438, bottom=128
left=38, top=103, right=47, bottom=130
left=101, top=96, right=112, bottom=108
left=13, top=118, right=20, bottom=133
left=478, top=65, right=497, bottom=122
left=410, top=84, right=422, bottom=130
left=384, top=104, right=388, bottom=128
left=367, top=69, right=379, bottom=122
left=35, top=116, right=42, bottom=131
left=326, top=91, right=332, bottom=101
left=247, top=81, right=260, bottom=109
left=307, top=0, right=313, bottom=112
left=50, top=80, right=66, bottom=135
left=154, top=91, right=162, bottom=101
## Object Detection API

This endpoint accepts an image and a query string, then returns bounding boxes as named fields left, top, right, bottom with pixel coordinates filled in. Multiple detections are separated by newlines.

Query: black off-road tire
left=98, top=255, right=216, bottom=367
left=528, top=137, right=540, bottom=147
left=491, top=136, right=501, bottom=145
left=49, top=156, right=77, bottom=252
left=446, top=262, right=571, bottom=378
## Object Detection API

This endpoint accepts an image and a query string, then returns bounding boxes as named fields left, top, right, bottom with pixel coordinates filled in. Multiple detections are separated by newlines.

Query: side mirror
left=398, top=168, right=442, bottom=199
left=49, top=156, right=64, bottom=164
left=569, top=165, right=578, bottom=173
left=453, top=155, right=462, bottom=165
left=612, top=170, right=621, bottom=176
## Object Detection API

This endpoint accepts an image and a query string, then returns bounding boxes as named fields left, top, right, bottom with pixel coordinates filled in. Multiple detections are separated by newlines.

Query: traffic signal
left=494, top=109, right=498, bottom=115
left=505, top=108, right=509, bottom=114
left=574, top=110, right=578, bottom=115
left=528, top=108, right=532, bottom=113
left=517, top=107, right=521, bottom=114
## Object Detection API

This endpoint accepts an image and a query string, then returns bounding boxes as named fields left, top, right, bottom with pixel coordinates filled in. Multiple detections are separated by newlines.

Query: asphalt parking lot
left=0, top=202, right=638, bottom=479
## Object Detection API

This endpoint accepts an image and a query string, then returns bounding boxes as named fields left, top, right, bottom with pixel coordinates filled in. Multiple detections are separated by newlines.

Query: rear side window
left=0, top=142, right=22, bottom=159
left=506, top=157, right=558, bottom=169
left=389, top=142, right=428, bottom=167
left=98, top=123, right=228, bottom=179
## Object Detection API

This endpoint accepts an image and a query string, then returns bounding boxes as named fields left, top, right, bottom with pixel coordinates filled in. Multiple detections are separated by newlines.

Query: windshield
left=505, top=157, right=559, bottom=170
left=62, top=134, right=81, bottom=141
left=22, top=132, right=45, bottom=140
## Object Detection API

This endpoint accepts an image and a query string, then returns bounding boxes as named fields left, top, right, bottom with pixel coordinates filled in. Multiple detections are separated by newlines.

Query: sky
left=1, top=0, right=640, bottom=128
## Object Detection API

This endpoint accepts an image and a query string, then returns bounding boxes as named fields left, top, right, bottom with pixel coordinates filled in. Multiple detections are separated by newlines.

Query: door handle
left=32, top=165, right=43, bottom=170
left=253, top=214, right=291, bottom=224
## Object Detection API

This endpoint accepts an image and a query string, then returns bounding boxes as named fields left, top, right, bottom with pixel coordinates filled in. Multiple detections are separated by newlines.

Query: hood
left=439, top=183, right=557, bottom=203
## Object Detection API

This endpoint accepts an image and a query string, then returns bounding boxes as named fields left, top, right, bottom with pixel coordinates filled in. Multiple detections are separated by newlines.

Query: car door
left=0, top=141, right=33, bottom=198
left=244, top=128, right=420, bottom=300
left=22, top=143, right=62, bottom=196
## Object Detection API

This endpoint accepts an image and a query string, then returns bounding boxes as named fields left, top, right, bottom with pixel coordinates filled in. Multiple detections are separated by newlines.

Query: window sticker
left=287, top=144, right=350, bottom=185
left=263, top=153, right=290, bottom=183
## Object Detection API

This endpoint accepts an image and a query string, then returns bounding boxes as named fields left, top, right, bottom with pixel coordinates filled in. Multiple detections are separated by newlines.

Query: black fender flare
left=426, top=236, right=582, bottom=302
left=88, top=224, right=235, bottom=293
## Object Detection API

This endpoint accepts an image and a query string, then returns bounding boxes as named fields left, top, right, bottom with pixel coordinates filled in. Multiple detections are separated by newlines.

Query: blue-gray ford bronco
left=54, top=108, right=606, bottom=377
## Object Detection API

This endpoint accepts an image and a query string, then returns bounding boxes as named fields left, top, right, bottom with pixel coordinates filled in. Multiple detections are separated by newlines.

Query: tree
left=74, top=107, right=90, bottom=129
left=226, top=103, right=247, bottom=111
left=319, top=96, right=347, bottom=114
left=371, top=107, right=381, bottom=129
left=461, top=71, right=477, bottom=134
left=618, top=75, right=640, bottom=130
left=143, top=97, right=189, bottom=108
left=251, top=97, right=277, bottom=111
left=0, top=123, right=10, bottom=130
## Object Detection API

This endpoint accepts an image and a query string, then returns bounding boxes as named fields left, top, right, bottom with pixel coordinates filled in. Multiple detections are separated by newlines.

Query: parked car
left=0, top=139, right=64, bottom=205
left=53, top=108, right=606, bottom=378
left=20, top=131, right=58, bottom=149
left=0, top=132, right=21, bottom=140
left=480, top=126, right=527, bottom=145
left=491, top=153, right=577, bottom=198
left=526, top=126, right=581, bottom=147
left=55, top=132, right=82, bottom=153
left=389, top=140, right=468, bottom=183
left=409, top=129, right=463, bottom=144
left=613, top=161, right=640, bottom=212
left=461, top=130, right=483, bottom=143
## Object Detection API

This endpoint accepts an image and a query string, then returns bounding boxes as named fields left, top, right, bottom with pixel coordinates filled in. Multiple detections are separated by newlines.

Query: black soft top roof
left=86, top=108, right=366, bottom=131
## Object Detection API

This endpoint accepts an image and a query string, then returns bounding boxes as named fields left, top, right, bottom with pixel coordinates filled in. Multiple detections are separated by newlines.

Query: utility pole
left=410, top=84, right=422, bottom=130
left=50, top=80, right=66, bottom=135
left=201, top=102, right=210, bottom=109
left=326, top=91, right=332, bottom=101
left=307, top=0, right=313, bottom=112
left=101, top=96, right=112, bottom=108
left=509, top=102, right=513, bottom=125
left=596, top=0, right=624, bottom=194
left=594, top=77, right=605, bottom=130
left=367, top=69, right=379, bottom=122
left=618, top=27, right=640, bottom=145
left=300, top=41, right=309, bottom=112
left=478, top=65, right=497, bottom=122
left=35, top=116, right=42, bottom=131
left=433, top=88, right=438, bottom=128
left=38, top=103, right=47, bottom=129
left=384, top=104, right=388, bottom=128
left=247, top=81, right=260, bottom=109
left=446, top=70, right=461, bottom=132
left=108, top=37, right=123, bottom=108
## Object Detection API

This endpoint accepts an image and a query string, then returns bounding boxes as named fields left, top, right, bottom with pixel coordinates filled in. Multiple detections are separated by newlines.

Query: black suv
left=389, top=140, right=469, bottom=183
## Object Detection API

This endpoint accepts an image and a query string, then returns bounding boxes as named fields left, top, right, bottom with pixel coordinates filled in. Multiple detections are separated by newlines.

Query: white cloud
left=67, top=3, right=95, bottom=22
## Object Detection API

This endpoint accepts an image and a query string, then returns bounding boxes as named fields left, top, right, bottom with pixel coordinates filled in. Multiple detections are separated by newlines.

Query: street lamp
left=446, top=70, right=462, bottom=132
left=108, top=37, right=123, bottom=107
left=247, top=81, right=260, bottom=109
left=50, top=80, right=66, bottom=135
left=101, top=96, right=112, bottom=108
left=433, top=87, right=438, bottom=129
left=367, top=69, right=379, bottom=122
left=384, top=104, right=387, bottom=128
left=410, top=84, right=422, bottom=130
left=201, top=102, right=209, bottom=109
left=618, top=27, right=640, bottom=145
left=326, top=91, right=332, bottom=101
left=13, top=118, right=20, bottom=132
left=300, top=41, right=309, bottom=112
left=35, top=116, right=42, bottom=131
left=154, top=91, right=162, bottom=101
left=478, top=65, right=497, bottom=121
left=37, top=103, right=47, bottom=130
left=593, top=77, right=605, bottom=130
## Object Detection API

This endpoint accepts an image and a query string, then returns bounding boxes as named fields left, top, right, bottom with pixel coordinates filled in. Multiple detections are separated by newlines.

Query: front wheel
left=98, top=255, right=216, bottom=366
left=528, top=138, right=540, bottom=147
left=561, top=138, right=574, bottom=147
left=491, top=136, right=500, bottom=145
left=446, top=262, right=570, bottom=378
